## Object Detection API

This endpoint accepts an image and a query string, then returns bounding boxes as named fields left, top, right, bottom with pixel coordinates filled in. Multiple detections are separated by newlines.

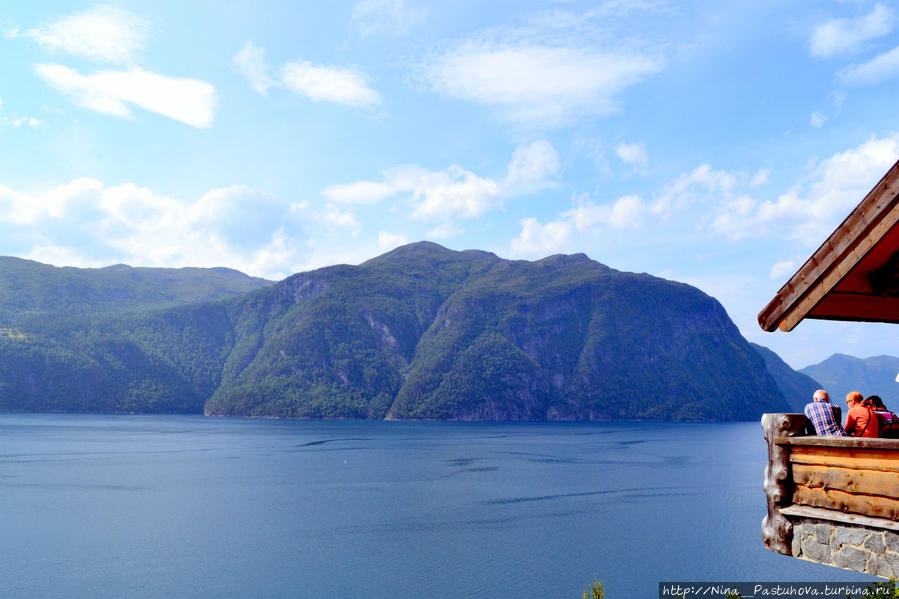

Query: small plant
left=582, top=578, right=604, bottom=599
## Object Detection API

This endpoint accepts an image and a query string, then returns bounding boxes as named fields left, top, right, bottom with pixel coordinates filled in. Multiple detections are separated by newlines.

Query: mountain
left=750, top=342, right=822, bottom=412
left=800, top=354, right=899, bottom=409
left=0, top=242, right=791, bottom=420
left=0, top=256, right=272, bottom=326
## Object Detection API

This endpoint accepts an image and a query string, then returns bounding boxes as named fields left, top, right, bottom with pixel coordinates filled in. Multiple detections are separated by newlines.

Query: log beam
left=762, top=413, right=807, bottom=555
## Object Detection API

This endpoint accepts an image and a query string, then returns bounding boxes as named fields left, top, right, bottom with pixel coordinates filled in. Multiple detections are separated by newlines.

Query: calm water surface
left=0, top=415, right=872, bottom=598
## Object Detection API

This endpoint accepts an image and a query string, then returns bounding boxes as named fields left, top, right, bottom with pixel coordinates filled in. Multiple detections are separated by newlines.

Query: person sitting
left=870, top=395, right=899, bottom=438
left=804, top=389, right=846, bottom=436
left=844, top=391, right=880, bottom=438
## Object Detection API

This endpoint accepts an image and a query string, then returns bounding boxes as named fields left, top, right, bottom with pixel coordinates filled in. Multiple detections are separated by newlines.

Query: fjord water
left=0, top=416, right=871, bottom=598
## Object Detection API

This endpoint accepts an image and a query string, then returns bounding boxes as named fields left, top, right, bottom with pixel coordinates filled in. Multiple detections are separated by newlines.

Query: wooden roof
left=758, top=159, right=899, bottom=332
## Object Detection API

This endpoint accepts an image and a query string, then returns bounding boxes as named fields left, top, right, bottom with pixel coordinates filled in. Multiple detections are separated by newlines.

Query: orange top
left=845, top=404, right=880, bottom=438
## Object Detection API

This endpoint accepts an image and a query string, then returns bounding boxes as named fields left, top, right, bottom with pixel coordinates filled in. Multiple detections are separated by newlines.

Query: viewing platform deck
left=762, top=413, right=899, bottom=577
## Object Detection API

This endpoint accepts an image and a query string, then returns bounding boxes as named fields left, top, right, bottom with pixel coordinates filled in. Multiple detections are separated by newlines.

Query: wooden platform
left=762, top=413, right=899, bottom=577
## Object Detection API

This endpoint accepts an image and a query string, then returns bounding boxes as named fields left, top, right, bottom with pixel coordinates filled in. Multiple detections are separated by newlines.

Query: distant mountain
left=800, top=354, right=899, bottom=409
left=0, top=256, right=272, bottom=326
left=0, top=243, right=791, bottom=420
left=750, top=343, right=822, bottom=412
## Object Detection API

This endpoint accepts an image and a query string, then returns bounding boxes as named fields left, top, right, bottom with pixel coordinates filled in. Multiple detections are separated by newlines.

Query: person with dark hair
left=844, top=391, right=880, bottom=438
left=804, top=389, right=846, bottom=436
left=869, top=395, right=899, bottom=438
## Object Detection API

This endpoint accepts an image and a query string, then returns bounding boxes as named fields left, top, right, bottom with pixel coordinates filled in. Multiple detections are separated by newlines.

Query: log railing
left=762, top=413, right=899, bottom=577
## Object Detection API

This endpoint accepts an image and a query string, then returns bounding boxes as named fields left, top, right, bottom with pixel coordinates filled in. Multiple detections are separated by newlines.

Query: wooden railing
left=761, top=413, right=899, bottom=576
left=785, top=437, right=899, bottom=519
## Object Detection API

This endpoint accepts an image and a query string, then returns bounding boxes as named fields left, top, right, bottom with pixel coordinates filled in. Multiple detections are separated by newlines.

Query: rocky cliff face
left=206, top=242, right=789, bottom=420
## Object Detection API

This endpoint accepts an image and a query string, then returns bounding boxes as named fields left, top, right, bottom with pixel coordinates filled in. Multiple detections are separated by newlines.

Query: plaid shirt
left=804, top=400, right=847, bottom=436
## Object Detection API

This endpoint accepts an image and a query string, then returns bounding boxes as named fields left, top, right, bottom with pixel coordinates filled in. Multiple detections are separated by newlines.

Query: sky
left=1, top=0, right=898, bottom=370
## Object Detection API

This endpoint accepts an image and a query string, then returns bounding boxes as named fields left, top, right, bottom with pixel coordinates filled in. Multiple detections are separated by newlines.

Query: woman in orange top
left=844, top=391, right=880, bottom=438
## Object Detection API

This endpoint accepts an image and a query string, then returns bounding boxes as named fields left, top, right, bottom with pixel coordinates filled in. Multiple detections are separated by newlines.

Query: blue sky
left=1, top=1, right=898, bottom=369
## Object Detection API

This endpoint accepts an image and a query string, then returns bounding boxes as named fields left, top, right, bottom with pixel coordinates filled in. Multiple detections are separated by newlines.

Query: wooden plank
left=781, top=504, right=899, bottom=532
left=778, top=435, right=899, bottom=449
left=793, top=485, right=899, bottom=519
left=789, top=445, right=899, bottom=472
left=793, top=464, right=899, bottom=499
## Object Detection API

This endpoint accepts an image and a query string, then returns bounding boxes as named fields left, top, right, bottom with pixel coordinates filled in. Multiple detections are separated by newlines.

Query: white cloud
left=810, top=4, right=894, bottom=58
left=839, top=45, right=899, bottom=86
left=810, top=111, right=826, bottom=128
left=189, top=185, right=299, bottom=249
left=231, top=41, right=274, bottom=95
left=319, top=204, right=362, bottom=234
left=232, top=43, right=381, bottom=107
left=510, top=217, right=573, bottom=256
left=378, top=231, right=409, bottom=251
left=562, top=194, right=647, bottom=232
left=707, top=134, right=899, bottom=243
left=503, top=139, right=560, bottom=194
left=422, top=42, right=662, bottom=128
left=615, top=141, right=648, bottom=173
left=322, top=163, right=499, bottom=222
left=351, top=0, right=427, bottom=37
left=0, top=101, right=42, bottom=129
left=652, top=164, right=738, bottom=216
left=319, top=141, right=558, bottom=225
left=35, top=64, right=216, bottom=128
left=280, top=61, right=380, bottom=106
left=750, top=169, right=770, bottom=186
left=0, top=179, right=310, bottom=279
left=770, top=259, right=798, bottom=280
left=511, top=192, right=648, bottom=257
left=18, top=6, right=148, bottom=64
left=608, top=194, right=647, bottom=229
left=395, top=164, right=500, bottom=220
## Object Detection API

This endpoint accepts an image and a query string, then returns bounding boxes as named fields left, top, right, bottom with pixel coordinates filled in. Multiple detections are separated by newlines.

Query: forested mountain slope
left=0, top=243, right=792, bottom=420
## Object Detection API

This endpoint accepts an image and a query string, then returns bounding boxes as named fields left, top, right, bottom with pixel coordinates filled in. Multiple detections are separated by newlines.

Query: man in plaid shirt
left=804, top=389, right=846, bottom=436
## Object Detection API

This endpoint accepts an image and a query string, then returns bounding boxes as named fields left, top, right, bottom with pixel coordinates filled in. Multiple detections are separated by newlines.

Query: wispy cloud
left=770, top=259, right=798, bottom=280
left=35, top=64, right=216, bottom=128
left=510, top=217, right=573, bottom=256
left=231, top=41, right=274, bottom=95
left=615, top=141, right=648, bottom=173
left=810, top=4, right=895, bottom=59
left=0, top=98, right=41, bottom=128
left=503, top=140, right=560, bottom=194
left=421, top=41, right=661, bottom=129
left=13, top=8, right=217, bottom=127
left=652, top=164, right=738, bottom=217
left=319, top=140, right=559, bottom=233
left=351, top=0, right=427, bottom=37
left=12, top=6, right=148, bottom=64
left=839, top=45, right=899, bottom=86
left=509, top=193, right=648, bottom=257
left=707, top=134, right=899, bottom=243
left=232, top=42, right=381, bottom=107
left=378, top=231, right=409, bottom=251
left=280, top=61, right=380, bottom=106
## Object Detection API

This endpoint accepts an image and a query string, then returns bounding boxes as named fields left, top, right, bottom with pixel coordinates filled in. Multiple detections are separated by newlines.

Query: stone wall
left=791, top=517, right=899, bottom=578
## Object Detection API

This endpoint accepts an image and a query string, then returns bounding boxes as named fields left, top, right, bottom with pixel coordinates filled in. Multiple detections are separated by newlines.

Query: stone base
left=790, top=516, right=899, bottom=578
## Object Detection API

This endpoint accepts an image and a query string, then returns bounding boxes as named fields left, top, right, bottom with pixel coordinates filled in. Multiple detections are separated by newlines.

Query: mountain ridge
left=0, top=243, right=810, bottom=420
